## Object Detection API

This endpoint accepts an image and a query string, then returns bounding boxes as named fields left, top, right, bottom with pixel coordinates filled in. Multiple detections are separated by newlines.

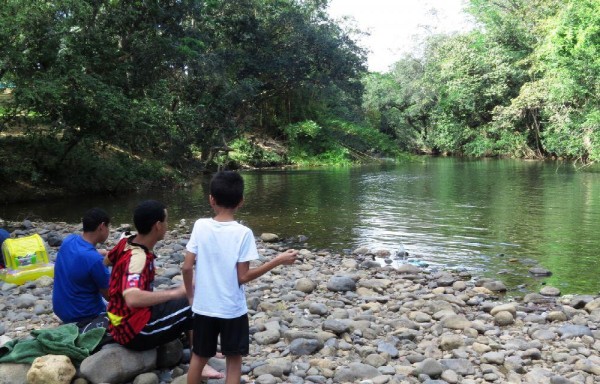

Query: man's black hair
left=210, top=171, right=244, bottom=208
left=82, top=208, right=110, bottom=232
left=134, top=200, right=166, bottom=235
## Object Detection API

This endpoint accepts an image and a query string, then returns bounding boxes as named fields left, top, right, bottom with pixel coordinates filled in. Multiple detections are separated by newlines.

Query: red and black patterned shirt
left=106, top=236, right=155, bottom=345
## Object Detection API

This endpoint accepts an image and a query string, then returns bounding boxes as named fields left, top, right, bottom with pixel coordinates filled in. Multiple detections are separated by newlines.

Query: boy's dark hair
left=134, top=200, right=166, bottom=235
left=210, top=171, right=244, bottom=208
left=82, top=208, right=110, bottom=232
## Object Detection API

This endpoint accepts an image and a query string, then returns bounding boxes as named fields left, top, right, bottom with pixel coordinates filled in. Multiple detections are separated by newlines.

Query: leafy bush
left=0, top=135, right=180, bottom=200
left=282, top=119, right=402, bottom=165
left=228, top=137, right=287, bottom=168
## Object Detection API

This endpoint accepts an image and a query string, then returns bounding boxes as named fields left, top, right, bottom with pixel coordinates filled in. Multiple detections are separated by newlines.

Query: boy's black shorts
left=192, top=313, right=249, bottom=358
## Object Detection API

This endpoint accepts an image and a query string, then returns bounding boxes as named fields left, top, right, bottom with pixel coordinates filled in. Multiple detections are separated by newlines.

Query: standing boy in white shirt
left=182, top=171, right=297, bottom=384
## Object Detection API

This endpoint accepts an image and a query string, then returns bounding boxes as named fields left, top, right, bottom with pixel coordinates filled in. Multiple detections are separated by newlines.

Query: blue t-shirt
left=0, top=228, right=9, bottom=267
left=52, top=234, right=110, bottom=323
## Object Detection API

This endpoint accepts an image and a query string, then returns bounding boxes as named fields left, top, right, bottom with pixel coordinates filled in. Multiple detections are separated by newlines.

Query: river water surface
left=1, top=157, right=599, bottom=295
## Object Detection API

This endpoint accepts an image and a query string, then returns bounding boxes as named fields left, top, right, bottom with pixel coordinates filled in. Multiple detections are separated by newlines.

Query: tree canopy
left=363, top=0, right=599, bottom=163
left=0, top=0, right=371, bottom=192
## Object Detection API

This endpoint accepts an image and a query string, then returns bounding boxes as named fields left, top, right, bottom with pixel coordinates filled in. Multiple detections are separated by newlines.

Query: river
left=1, top=157, right=599, bottom=295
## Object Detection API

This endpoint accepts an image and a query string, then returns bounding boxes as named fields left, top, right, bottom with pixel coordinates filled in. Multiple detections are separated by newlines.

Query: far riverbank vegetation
left=0, top=0, right=598, bottom=202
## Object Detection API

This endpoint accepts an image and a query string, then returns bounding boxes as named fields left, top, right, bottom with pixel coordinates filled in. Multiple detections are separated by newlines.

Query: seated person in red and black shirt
left=106, top=200, right=223, bottom=379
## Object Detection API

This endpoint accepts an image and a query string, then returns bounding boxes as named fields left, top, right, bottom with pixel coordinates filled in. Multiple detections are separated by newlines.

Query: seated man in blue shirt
left=52, top=208, right=111, bottom=329
left=0, top=227, right=9, bottom=268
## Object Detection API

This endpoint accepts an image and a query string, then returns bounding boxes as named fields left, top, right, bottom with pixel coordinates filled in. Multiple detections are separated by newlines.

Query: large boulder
left=80, top=344, right=156, bottom=384
left=156, top=339, right=183, bottom=369
left=0, top=363, right=30, bottom=384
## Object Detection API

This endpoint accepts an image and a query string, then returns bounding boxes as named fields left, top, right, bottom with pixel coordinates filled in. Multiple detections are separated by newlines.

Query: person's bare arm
left=103, top=254, right=112, bottom=266
left=98, top=248, right=113, bottom=266
left=123, top=285, right=186, bottom=308
left=182, top=251, right=196, bottom=305
left=237, top=249, right=297, bottom=285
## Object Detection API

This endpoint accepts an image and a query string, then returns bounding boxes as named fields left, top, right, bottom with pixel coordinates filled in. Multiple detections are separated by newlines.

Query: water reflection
left=1, top=158, right=599, bottom=295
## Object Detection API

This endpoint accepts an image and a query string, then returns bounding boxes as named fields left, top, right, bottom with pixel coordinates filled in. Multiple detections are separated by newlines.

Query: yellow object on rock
left=0, top=233, right=54, bottom=285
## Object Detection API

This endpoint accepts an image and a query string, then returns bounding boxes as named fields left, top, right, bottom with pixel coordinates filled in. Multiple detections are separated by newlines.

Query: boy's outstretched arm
left=182, top=251, right=196, bottom=305
left=237, top=249, right=298, bottom=285
left=123, top=285, right=185, bottom=308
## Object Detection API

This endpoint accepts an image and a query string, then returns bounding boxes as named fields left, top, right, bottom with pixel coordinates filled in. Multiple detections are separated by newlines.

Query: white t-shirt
left=186, top=218, right=259, bottom=318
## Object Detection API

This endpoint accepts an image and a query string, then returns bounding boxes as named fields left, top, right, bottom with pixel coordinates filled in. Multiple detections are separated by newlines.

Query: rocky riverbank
left=0, top=219, right=599, bottom=384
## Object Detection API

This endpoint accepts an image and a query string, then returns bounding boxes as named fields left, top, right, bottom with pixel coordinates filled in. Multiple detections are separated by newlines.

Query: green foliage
left=467, top=0, right=561, bottom=56
left=283, top=119, right=401, bottom=165
left=228, top=137, right=287, bottom=168
left=368, top=0, right=599, bottom=163
left=327, top=119, right=401, bottom=156
left=0, top=0, right=369, bottom=195
left=488, top=80, right=547, bottom=157
left=168, top=0, right=366, bottom=166
left=362, top=65, right=432, bottom=152
left=284, top=121, right=322, bottom=141
left=423, top=32, right=525, bottom=155
left=478, top=0, right=599, bottom=161
left=0, top=135, right=177, bottom=198
left=6, top=0, right=596, bottom=197
left=227, top=117, right=400, bottom=168
left=534, top=0, right=600, bottom=161
left=290, top=146, right=352, bottom=167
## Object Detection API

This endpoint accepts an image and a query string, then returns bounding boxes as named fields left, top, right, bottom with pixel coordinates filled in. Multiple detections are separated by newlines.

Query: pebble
left=0, top=219, right=598, bottom=383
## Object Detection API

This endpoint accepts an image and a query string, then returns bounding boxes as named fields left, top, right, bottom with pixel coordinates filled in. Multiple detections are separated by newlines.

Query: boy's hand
left=277, top=249, right=298, bottom=265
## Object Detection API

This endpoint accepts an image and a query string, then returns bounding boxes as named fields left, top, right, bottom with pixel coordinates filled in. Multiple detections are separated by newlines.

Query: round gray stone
left=295, top=278, right=316, bottom=293
left=417, top=358, right=444, bottom=378
left=288, top=338, right=322, bottom=356
left=494, top=311, right=515, bottom=326
left=326, top=276, right=356, bottom=292
left=540, top=286, right=561, bottom=296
